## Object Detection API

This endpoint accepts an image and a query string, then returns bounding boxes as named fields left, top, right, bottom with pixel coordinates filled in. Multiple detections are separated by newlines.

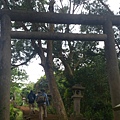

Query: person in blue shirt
left=36, top=89, right=49, bottom=120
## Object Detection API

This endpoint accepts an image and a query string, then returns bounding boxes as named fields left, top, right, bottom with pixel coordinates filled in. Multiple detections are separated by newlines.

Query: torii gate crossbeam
left=0, top=9, right=120, bottom=25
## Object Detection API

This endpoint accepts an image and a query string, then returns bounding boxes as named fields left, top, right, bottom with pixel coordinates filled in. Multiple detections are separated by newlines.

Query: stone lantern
left=72, top=84, right=85, bottom=115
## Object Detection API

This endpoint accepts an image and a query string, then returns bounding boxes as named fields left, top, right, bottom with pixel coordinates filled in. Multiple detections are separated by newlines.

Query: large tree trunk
left=104, top=20, right=120, bottom=120
left=43, top=2, right=68, bottom=119
left=0, top=15, right=11, bottom=120
left=44, top=63, right=68, bottom=120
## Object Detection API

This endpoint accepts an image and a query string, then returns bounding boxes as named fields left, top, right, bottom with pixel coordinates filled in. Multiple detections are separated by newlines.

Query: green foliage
left=74, top=55, right=113, bottom=119
left=11, top=67, right=28, bottom=83
left=55, top=54, right=113, bottom=119
left=34, top=76, right=49, bottom=92
left=10, top=104, right=18, bottom=120
left=10, top=68, right=29, bottom=105
left=16, top=110, right=23, bottom=120
left=21, top=82, right=35, bottom=98
left=84, top=101, right=113, bottom=120
left=10, top=104, right=23, bottom=120
left=11, top=39, right=35, bottom=66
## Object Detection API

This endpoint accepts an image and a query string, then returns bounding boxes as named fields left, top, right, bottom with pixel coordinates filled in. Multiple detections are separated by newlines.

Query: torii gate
left=0, top=9, right=120, bottom=120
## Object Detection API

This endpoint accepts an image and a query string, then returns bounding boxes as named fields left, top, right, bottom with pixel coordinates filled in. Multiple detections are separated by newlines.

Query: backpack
left=28, top=93, right=35, bottom=102
left=36, top=93, right=46, bottom=104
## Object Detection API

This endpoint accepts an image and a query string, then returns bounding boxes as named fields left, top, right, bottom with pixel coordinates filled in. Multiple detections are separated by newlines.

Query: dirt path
left=18, top=106, right=59, bottom=120
left=18, top=106, right=83, bottom=120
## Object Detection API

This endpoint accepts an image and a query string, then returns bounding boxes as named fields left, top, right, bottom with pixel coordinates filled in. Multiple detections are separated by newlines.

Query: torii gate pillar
left=0, top=15, right=11, bottom=120
left=104, top=20, right=120, bottom=120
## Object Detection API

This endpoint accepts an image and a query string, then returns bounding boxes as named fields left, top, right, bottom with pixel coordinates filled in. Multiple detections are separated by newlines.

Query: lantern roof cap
left=72, top=84, right=85, bottom=90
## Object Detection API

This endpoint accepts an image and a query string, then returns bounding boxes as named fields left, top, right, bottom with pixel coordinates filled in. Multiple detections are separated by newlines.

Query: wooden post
left=0, top=15, right=11, bottom=120
left=103, top=20, right=120, bottom=120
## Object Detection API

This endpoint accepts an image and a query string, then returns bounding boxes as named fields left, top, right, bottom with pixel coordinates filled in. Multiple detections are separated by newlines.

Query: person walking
left=27, top=90, right=36, bottom=114
left=36, top=89, right=49, bottom=120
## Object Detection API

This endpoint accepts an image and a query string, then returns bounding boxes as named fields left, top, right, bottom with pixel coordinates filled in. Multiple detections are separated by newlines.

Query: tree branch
left=98, top=0, right=114, bottom=15
left=11, top=51, right=36, bottom=69
left=1, top=0, right=9, bottom=9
